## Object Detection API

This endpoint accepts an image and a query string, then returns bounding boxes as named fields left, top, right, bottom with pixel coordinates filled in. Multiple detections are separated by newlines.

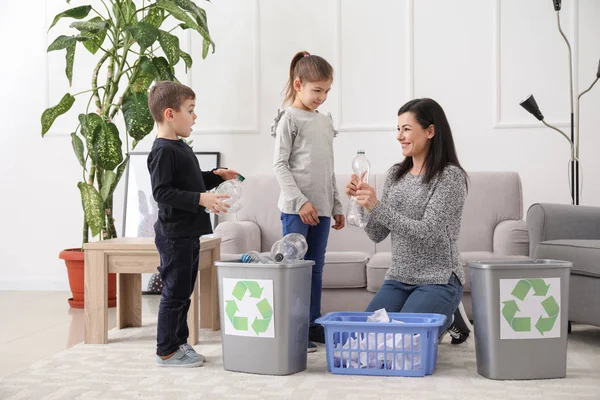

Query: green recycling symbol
left=501, top=279, right=559, bottom=335
left=225, top=280, right=273, bottom=336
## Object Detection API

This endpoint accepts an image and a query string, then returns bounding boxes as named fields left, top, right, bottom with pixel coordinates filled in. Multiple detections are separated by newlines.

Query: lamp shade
left=553, top=0, right=561, bottom=11
left=520, top=94, right=544, bottom=121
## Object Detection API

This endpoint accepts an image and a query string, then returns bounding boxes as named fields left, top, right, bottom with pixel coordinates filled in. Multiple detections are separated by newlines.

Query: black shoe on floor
left=309, top=324, right=325, bottom=344
left=448, top=302, right=472, bottom=345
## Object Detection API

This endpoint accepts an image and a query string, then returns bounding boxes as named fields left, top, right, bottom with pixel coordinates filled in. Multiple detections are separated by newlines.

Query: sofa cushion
left=373, top=171, right=524, bottom=254
left=535, top=240, right=600, bottom=278
left=366, top=251, right=530, bottom=293
left=235, top=176, right=286, bottom=252
left=220, top=251, right=370, bottom=288
left=227, top=172, right=525, bottom=256
left=235, top=175, right=376, bottom=254
left=366, top=252, right=390, bottom=292
left=323, top=251, right=370, bottom=288
left=459, top=172, right=523, bottom=252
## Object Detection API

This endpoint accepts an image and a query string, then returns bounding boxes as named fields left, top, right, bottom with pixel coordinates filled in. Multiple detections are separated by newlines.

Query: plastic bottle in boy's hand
left=347, top=150, right=371, bottom=228
left=270, top=233, right=308, bottom=262
left=205, top=174, right=245, bottom=214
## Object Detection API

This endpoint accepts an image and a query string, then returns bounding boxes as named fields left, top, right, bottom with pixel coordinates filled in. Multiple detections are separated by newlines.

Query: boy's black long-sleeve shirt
left=147, top=138, right=224, bottom=238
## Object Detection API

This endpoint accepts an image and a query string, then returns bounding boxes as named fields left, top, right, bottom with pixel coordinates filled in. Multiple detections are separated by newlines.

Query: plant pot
left=59, top=248, right=116, bottom=308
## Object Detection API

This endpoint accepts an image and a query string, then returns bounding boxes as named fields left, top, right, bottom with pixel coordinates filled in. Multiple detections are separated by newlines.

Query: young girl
left=271, top=51, right=345, bottom=352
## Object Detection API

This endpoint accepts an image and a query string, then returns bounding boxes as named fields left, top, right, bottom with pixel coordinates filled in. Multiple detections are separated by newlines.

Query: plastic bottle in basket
left=269, top=233, right=308, bottom=262
left=205, top=174, right=245, bottom=214
left=347, top=150, right=371, bottom=228
left=240, top=251, right=274, bottom=264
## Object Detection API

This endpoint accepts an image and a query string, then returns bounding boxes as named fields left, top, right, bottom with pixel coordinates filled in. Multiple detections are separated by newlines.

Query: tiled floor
left=0, top=291, right=161, bottom=378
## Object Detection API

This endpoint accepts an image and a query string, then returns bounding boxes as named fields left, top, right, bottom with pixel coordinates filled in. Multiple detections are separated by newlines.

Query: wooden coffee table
left=83, top=236, right=221, bottom=344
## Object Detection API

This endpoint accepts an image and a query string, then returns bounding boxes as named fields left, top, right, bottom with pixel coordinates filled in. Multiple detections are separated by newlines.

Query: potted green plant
left=41, top=0, right=215, bottom=307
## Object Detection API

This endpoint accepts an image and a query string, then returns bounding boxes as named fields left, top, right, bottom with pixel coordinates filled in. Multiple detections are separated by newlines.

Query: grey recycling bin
left=215, top=259, right=314, bottom=375
left=469, top=259, right=571, bottom=380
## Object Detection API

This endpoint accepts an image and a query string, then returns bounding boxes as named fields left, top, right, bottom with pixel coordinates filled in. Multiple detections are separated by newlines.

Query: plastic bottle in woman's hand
left=347, top=150, right=371, bottom=228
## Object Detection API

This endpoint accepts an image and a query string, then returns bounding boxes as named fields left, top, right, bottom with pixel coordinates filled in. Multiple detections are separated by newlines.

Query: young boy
left=147, top=81, right=238, bottom=367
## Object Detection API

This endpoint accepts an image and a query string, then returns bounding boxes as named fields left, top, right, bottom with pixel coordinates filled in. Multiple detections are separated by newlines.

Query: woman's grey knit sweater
left=365, top=164, right=467, bottom=285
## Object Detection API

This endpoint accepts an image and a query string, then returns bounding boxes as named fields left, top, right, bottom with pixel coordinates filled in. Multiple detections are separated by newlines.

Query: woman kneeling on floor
left=346, top=98, right=472, bottom=344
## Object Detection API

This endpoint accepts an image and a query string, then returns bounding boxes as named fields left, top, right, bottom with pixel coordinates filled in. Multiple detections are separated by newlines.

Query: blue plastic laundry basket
left=315, top=312, right=446, bottom=377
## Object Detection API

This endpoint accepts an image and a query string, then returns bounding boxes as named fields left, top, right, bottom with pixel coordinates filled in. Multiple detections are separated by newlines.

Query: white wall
left=1, top=0, right=600, bottom=290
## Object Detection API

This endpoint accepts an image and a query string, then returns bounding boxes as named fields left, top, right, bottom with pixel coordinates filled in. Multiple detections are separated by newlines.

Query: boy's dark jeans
left=155, top=233, right=200, bottom=356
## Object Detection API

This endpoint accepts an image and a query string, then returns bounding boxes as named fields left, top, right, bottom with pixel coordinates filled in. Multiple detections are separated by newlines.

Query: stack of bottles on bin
left=205, top=174, right=246, bottom=214
left=347, top=150, right=371, bottom=228
left=241, top=233, right=308, bottom=264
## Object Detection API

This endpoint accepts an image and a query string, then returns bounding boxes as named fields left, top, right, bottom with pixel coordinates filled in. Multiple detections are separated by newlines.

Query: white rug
left=1, top=321, right=599, bottom=400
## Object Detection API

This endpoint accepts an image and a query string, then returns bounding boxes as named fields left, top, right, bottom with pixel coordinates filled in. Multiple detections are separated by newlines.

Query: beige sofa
left=213, top=171, right=530, bottom=318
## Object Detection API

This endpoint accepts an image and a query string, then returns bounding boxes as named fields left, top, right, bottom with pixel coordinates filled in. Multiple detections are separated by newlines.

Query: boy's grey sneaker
left=156, top=347, right=203, bottom=368
left=180, top=343, right=206, bottom=362
left=307, top=341, right=317, bottom=353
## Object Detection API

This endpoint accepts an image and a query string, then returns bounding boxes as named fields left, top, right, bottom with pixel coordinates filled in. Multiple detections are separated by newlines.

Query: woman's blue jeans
left=366, top=273, right=463, bottom=333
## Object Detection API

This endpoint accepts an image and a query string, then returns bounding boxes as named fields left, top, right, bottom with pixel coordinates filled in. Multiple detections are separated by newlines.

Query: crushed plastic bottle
left=240, top=251, right=274, bottom=264
left=270, top=233, right=308, bottom=262
left=205, top=173, right=245, bottom=214
left=240, top=234, right=308, bottom=264
left=347, top=150, right=371, bottom=228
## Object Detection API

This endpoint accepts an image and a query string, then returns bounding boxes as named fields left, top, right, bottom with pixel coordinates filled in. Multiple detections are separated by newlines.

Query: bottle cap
left=274, top=253, right=284, bottom=262
left=237, top=174, right=245, bottom=182
left=357, top=149, right=365, bottom=154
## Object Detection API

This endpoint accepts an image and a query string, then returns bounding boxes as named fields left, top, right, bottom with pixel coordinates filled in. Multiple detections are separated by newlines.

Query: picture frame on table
left=122, top=150, right=221, bottom=293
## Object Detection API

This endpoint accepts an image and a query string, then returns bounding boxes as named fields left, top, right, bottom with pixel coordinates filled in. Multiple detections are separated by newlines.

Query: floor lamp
left=519, top=0, right=600, bottom=206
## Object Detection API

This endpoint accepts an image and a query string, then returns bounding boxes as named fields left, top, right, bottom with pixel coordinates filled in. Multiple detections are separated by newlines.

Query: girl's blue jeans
left=281, top=213, right=331, bottom=326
